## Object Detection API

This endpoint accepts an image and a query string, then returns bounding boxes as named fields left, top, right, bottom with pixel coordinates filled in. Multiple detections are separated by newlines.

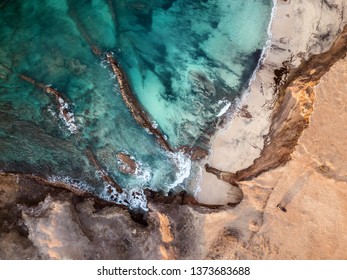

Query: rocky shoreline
left=206, top=24, right=347, bottom=184
left=105, top=53, right=173, bottom=152
left=1, top=0, right=347, bottom=259
left=196, top=0, right=347, bottom=205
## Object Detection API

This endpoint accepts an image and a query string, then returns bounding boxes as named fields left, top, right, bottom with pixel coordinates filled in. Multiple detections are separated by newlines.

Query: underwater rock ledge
left=105, top=53, right=173, bottom=152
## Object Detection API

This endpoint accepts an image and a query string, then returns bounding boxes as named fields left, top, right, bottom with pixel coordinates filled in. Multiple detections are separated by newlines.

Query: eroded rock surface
left=116, top=153, right=138, bottom=175
left=1, top=0, right=347, bottom=261
left=2, top=55, right=347, bottom=260
left=207, top=57, right=347, bottom=259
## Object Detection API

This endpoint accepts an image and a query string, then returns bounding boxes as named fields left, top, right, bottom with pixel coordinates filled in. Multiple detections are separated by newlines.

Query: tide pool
left=0, top=0, right=273, bottom=209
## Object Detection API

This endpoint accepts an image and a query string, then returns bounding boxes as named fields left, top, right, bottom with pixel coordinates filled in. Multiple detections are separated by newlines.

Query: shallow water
left=0, top=0, right=272, bottom=209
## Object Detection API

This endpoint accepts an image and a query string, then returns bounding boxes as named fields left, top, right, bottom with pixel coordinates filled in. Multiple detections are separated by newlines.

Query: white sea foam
left=109, top=73, right=116, bottom=80
left=167, top=151, right=192, bottom=190
left=244, top=0, right=277, bottom=97
left=48, top=174, right=148, bottom=211
left=152, top=121, right=158, bottom=129
left=144, top=128, right=153, bottom=135
left=134, top=162, right=152, bottom=185
left=216, top=0, right=277, bottom=126
left=101, top=184, right=148, bottom=211
left=47, top=105, right=57, bottom=118
left=45, top=1, right=277, bottom=209
left=115, top=152, right=152, bottom=185
left=124, top=189, right=148, bottom=211
left=56, top=97, right=78, bottom=134
left=217, top=100, right=231, bottom=117
left=193, top=2, right=277, bottom=198
left=47, top=98, right=77, bottom=133
left=99, top=60, right=108, bottom=69
left=214, top=2, right=276, bottom=121
left=48, top=175, right=93, bottom=193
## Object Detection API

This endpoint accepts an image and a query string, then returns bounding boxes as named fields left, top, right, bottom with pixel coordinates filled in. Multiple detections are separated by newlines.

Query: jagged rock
left=191, top=147, right=209, bottom=160
left=1, top=0, right=347, bottom=262
left=85, top=148, right=123, bottom=193
left=116, top=153, right=138, bottom=175
left=19, top=74, right=77, bottom=132
left=106, top=53, right=173, bottom=152
left=0, top=174, right=210, bottom=259
left=178, top=146, right=209, bottom=160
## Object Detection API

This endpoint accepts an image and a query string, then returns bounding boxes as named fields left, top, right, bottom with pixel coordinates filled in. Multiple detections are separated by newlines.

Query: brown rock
left=239, top=105, right=253, bottom=119
left=191, top=147, right=209, bottom=160
left=106, top=53, right=173, bottom=152
left=116, top=153, right=138, bottom=175
left=178, top=146, right=209, bottom=160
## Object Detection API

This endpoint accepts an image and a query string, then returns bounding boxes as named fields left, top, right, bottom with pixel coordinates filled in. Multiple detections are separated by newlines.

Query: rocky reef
left=105, top=53, right=173, bottom=152
left=3, top=63, right=347, bottom=257
left=1, top=0, right=347, bottom=259
left=0, top=173, right=224, bottom=259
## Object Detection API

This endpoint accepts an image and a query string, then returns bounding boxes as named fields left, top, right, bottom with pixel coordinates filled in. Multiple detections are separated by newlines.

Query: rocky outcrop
left=116, top=153, right=138, bottom=175
left=2, top=52, right=347, bottom=260
left=19, top=74, right=77, bottom=133
left=106, top=53, right=173, bottom=152
left=69, top=8, right=172, bottom=153
left=85, top=148, right=123, bottom=193
left=0, top=174, right=221, bottom=259
left=206, top=24, right=347, bottom=183
left=206, top=56, right=347, bottom=259
left=0, top=174, right=161, bottom=259
left=2, top=0, right=347, bottom=261
left=178, top=146, right=209, bottom=161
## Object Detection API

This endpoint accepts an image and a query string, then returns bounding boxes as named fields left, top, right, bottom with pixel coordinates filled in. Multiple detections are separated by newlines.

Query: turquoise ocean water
left=0, top=0, right=272, bottom=209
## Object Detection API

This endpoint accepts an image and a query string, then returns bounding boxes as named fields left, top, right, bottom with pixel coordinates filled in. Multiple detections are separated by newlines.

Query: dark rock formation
left=178, top=146, right=209, bottom=160
left=0, top=174, right=160, bottom=259
left=144, top=189, right=224, bottom=209
left=19, top=74, right=76, bottom=132
left=0, top=173, right=220, bottom=259
left=85, top=148, right=123, bottom=193
left=106, top=53, right=173, bottom=152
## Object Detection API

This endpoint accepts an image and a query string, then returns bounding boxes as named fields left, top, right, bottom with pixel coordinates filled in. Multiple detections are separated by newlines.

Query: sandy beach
left=196, top=0, right=347, bottom=205
left=1, top=0, right=347, bottom=260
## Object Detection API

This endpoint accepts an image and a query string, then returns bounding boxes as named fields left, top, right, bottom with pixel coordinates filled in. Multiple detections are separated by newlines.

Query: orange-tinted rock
left=116, top=153, right=138, bottom=175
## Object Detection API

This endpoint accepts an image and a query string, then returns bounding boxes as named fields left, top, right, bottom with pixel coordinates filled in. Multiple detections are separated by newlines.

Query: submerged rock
left=116, top=153, right=138, bottom=175
left=188, top=70, right=216, bottom=97
left=67, top=58, right=87, bottom=75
